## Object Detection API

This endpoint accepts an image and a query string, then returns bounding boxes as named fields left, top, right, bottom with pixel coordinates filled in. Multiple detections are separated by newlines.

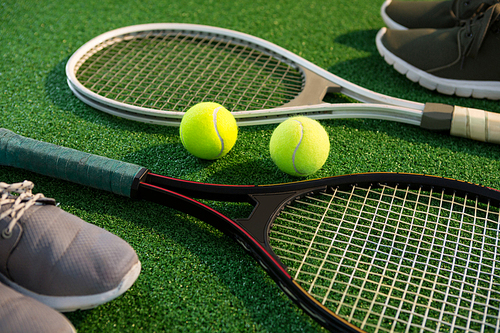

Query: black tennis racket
left=2, top=127, right=500, bottom=332
left=65, top=23, right=500, bottom=144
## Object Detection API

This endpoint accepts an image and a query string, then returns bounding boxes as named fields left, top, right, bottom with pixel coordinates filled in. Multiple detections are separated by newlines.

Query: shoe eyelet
left=466, top=32, right=473, bottom=37
left=1, top=228, right=12, bottom=239
left=464, top=0, right=470, bottom=5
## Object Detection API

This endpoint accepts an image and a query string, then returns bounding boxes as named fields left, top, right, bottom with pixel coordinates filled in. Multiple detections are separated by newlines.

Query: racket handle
left=0, top=128, right=146, bottom=197
left=451, top=106, right=500, bottom=144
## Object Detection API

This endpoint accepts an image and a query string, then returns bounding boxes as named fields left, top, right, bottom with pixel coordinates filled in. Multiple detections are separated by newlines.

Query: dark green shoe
left=376, top=3, right=500, bottom=99
left=381, top=0, right=500, bottom=30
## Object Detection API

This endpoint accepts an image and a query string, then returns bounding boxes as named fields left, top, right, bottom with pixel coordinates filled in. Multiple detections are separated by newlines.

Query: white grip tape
left=450, top=106, right=500, bottom=144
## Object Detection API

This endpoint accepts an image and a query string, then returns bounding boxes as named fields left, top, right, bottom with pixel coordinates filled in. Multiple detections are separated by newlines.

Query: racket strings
left=75, top=30, right=304, bottom=112
left=269, top=184, right=500, bottom=333
left=116, top=32, right=194, bottom=106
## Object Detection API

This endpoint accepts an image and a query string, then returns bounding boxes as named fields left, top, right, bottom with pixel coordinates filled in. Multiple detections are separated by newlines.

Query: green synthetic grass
left=2, top=0, right=500, bottom=332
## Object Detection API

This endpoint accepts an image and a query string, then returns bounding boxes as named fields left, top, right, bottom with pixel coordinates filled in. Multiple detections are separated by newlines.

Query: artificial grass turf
left=2, top=0, right=500, bottom=332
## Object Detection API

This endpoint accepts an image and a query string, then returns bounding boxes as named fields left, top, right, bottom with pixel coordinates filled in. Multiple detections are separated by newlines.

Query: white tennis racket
left=66, top=23, right=500, bottom=144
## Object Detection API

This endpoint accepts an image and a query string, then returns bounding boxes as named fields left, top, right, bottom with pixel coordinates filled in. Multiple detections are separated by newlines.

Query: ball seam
left=291, top=119, right=305, bottom=175
left=213, top=107, right=225, bottom=158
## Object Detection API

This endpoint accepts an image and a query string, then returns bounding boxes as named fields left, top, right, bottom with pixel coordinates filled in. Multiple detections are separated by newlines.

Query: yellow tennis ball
left=270, top=116, right=330, bottom=177
left=180, top=102, right=238, bottom=160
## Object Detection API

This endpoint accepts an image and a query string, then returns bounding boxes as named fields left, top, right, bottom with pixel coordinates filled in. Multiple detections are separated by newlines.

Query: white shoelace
left=0, top=181, right=45, bottom=239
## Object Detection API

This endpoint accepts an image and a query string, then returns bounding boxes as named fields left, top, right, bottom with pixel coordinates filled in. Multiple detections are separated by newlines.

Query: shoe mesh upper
left=0, top=183, right=139, bottom=297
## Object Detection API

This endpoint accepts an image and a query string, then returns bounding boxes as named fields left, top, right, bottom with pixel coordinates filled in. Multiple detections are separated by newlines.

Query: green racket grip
left=0, top=128, right=147, bottom=197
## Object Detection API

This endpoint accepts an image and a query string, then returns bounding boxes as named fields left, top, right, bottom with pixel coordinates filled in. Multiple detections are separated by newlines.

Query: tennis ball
left=180, top=102, right=238, bottom=160
left=270, top=116, right=330, bottom=177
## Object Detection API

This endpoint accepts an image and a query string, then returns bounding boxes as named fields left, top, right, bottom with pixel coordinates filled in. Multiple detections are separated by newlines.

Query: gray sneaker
left=381, top=0, right=500, bottom=30
left=376, top=3, right=500, bottom=99
left=0, top=181, right=141, bottom=312
left=0, top=281, right=76, bottom=333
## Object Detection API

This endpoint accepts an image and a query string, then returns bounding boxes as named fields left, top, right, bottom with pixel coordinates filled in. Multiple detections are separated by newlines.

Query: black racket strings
left=75, top=30, right=304, bottom=112
left=269, top=183, right=500, bottom=332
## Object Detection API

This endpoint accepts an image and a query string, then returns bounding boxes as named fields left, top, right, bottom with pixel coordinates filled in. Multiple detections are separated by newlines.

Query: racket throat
left=236, top=187, right=327, bottom=268
left=236, top=193, right=292, bottom=243
left=421, top=103, right=453, bottom=131
left=281, top=67, right=341, bottom=108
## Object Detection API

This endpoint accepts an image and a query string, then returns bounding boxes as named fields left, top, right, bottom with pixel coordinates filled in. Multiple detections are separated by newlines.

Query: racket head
left=268, top=174, right=500, bottom=332
left=66, top=23, right=310, bottom=124
left=66, top=23, right=424, bottom=127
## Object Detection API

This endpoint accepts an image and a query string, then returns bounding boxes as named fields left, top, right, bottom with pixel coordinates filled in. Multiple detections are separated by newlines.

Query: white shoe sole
left=0, top=261, right=141, bottom=312
left=376, top=27, right=500, bottom=100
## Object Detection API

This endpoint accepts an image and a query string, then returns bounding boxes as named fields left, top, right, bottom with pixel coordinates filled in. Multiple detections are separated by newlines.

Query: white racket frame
left=66, top=23, right=424, bottom=127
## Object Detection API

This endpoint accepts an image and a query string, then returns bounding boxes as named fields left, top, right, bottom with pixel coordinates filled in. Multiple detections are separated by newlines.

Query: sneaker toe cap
left=5, top=205, right=139, bottom=297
